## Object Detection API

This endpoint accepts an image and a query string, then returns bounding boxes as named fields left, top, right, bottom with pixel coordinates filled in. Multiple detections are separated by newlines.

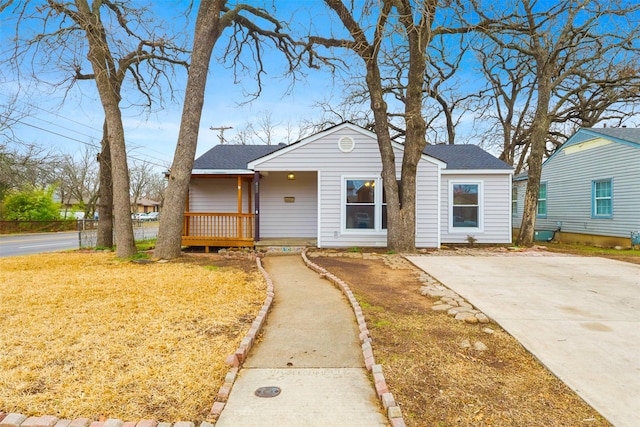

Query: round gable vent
left=338, top=136, right=355, bottom=153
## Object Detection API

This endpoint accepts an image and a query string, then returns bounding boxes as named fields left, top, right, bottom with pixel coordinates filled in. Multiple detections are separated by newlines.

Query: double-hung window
left=344, top=178, right=386, bottom=231
left=592, top=179, right=613, bottom=218
left=537, top=182, right=547, bottom=217
left=451, top=182, right=481, bottom=230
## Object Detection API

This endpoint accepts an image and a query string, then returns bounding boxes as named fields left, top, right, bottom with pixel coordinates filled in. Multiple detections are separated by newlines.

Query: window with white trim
left=451, top=182, right=481, bottom=229
left=537, top=182, right=547, bottom=217
left=593, top=179, right=612, bottom=218
left=512, top=186, right=517, bottom=216
left=344, top=178, right=386, bottom=231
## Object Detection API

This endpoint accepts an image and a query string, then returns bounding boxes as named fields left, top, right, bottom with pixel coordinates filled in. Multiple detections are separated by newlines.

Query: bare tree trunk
left=155, top=0, right=224, bottom=259
left=103, top=97, right=136, bottom=256
left=96, top=122, right=113, bottom=248
left=517, top=76, right=552, bottom=246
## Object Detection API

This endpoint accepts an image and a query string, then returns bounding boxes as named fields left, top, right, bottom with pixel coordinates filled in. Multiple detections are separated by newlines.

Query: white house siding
left=511, top=179, right=527, bottom=229
left=415, top=160, right=441, bottom=248
left=440, top=173, right=513, bottom=244
left=189, top=177, right=250, bottom=212
left=536, top=141, right=640, bottom=238
left=258, top=171, right=317, bottom=238
left=251, top=126, right=442, bottom=247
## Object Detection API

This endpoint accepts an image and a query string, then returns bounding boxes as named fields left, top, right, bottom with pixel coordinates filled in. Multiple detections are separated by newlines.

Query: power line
left=2, top=96, right=177, bottom=165
left=9, top=117, right=171, bottom=169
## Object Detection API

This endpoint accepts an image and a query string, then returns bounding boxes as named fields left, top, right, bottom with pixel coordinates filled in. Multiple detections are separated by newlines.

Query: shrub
left=3, top=187, right=62, bottom=221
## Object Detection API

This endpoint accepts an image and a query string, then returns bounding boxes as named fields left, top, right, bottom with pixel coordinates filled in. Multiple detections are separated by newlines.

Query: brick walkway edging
left=301, top=249, right=407, bottom=427
left=209, top=254, right=274, bottom=421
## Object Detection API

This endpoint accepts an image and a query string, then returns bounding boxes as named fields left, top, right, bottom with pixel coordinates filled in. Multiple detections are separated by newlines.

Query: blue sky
left=0, top=1, right=347, bottom=171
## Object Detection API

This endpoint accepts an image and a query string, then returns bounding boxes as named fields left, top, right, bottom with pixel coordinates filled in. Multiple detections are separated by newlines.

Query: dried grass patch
left=312, top=255, right=611, bottom=427
left=0, top=252, right=265, bottom=423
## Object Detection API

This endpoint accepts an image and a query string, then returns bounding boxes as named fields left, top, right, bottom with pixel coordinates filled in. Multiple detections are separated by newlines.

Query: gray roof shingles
left=192, top=142, right=512, bottom=171
left=192, top=144, right=285, bottom=170
left=423, top=144, right=512, bottom=170
left=582, top=127, right=640, bottom=145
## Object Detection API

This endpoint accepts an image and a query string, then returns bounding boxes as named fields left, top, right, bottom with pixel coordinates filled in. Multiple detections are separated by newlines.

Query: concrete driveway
left=406, top=254, right=640, bottom=427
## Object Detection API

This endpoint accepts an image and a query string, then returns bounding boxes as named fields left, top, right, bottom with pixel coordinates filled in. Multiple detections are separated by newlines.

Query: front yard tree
left=306, top=0, right=473, bottom=252
left=5, top=1, right=188, bottom=256
left=155, top=1, right=298, bottom=259
left=472, top=0, right=640, bottom=246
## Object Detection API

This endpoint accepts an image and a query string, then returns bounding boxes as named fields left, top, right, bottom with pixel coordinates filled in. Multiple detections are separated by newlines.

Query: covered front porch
left=182, top=171, right=318, bottom=251
left=182, top=174, right=256, bottom=250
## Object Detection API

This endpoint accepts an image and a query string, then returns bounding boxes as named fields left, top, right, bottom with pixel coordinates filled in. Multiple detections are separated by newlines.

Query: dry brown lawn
left=0, top=252, right=264, bottom=423
left=311, top=252, right=614, bottom=427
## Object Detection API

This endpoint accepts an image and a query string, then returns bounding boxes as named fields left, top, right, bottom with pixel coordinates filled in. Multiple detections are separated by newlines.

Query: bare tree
left=5, top=1, right=188, bottom=256
left=96, top=121, right=113, bottom=247
left=129, top=159, right=156, bottom=210
left=473, top=0, right=640, bottom=246
left=251, top=110, right=279, bottom=145
left=58, top=146, right=100, bottom=218
left=305, top=0, right=476, bottom=252
left=144, top=171, right=167, bottom=208
left=0, top=141, right=60, bottom=201
left=156, top=0, right=300, bottom=259
left=474, top=44, right=536, bottom=173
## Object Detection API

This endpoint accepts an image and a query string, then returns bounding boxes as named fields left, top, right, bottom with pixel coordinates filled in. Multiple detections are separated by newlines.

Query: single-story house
left=512, top=127, right=640, bottom=247
left=184, top=122, right=513, bottom=249
left=132, top=198, right=161, bottom=214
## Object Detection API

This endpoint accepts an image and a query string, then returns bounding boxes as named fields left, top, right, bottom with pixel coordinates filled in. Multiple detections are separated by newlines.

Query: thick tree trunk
left=364, top=61, right=410, bottom=252
left=517, top=76, right=552, bottom=247
left=155, top=1, right=224, bottom=259
left=104, top=103, right=136, bottom=257
left=74, top=0, right=136, bottom=258
left=96, top=122, right=113, bottom=248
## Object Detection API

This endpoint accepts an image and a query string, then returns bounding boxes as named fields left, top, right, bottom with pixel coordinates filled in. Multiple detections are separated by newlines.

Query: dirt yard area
left=310, top=249, right=614, bottom=427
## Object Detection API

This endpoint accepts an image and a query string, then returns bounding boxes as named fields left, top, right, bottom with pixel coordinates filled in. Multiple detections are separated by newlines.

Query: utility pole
left=210, top=126, right=233, bottom=144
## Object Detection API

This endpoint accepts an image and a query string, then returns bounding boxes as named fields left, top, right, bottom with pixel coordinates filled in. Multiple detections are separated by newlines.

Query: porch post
left=253, top=171, right=260, bottom=242
left=237, top=176, right=242, bottom=239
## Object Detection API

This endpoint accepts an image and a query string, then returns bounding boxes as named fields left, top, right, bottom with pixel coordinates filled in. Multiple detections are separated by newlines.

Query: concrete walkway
left=407, top=255, right=640, bottom=427
left=215, top=255, right=387, bottom=426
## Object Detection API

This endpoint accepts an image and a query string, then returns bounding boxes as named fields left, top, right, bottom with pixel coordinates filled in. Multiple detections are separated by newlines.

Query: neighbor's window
left=512, top=186, right=517, bottom=216
left=593, top=179, right=612, bottom=217
left=345, top=178, right=386, bottom=231
left=537, top=182, right=547, bottom=217
left=452, top=183, right=479, bottom=228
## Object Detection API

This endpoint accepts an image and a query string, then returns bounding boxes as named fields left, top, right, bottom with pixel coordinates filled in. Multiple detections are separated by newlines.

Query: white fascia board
left=387, top=140, right=448, bottom=168
left=441, top=169, right=514, bottom=175
left=192, top=169, right=254, bottom=175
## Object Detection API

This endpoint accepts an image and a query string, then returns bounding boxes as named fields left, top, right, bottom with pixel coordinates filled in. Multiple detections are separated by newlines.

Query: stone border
left=0, top=416, right=213, bottom=427
left=301, top=249, right=406, bottom=427
left=209, top=255, right=275, bottom=422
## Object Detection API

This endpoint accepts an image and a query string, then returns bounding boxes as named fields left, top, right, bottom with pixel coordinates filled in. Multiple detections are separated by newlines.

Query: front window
left=593, top=179, right=612, bottom=217
left=344, top=178, right=386, bottom=231
left=537, top=182, right=547, bottom=217
left=452, top=183, right=479, bottom=228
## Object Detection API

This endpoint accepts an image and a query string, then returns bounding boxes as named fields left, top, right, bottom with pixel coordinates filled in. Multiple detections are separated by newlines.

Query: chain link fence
left=78, top=220, right=159, bottom=248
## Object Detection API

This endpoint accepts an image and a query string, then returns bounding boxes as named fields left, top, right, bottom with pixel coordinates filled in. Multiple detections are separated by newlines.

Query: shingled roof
left=193, top=144, right=285, bottom=171
left=423, top=144, right=512, bottom=170
left=192, top=141, right=511, bottom=171
left=580, top=127, right=640, bottom=146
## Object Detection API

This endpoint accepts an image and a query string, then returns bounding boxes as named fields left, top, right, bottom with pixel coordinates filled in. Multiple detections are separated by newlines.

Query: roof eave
left=441, top=168, right=514, bottom=175
left=191, top=169, right=254, bottom=175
